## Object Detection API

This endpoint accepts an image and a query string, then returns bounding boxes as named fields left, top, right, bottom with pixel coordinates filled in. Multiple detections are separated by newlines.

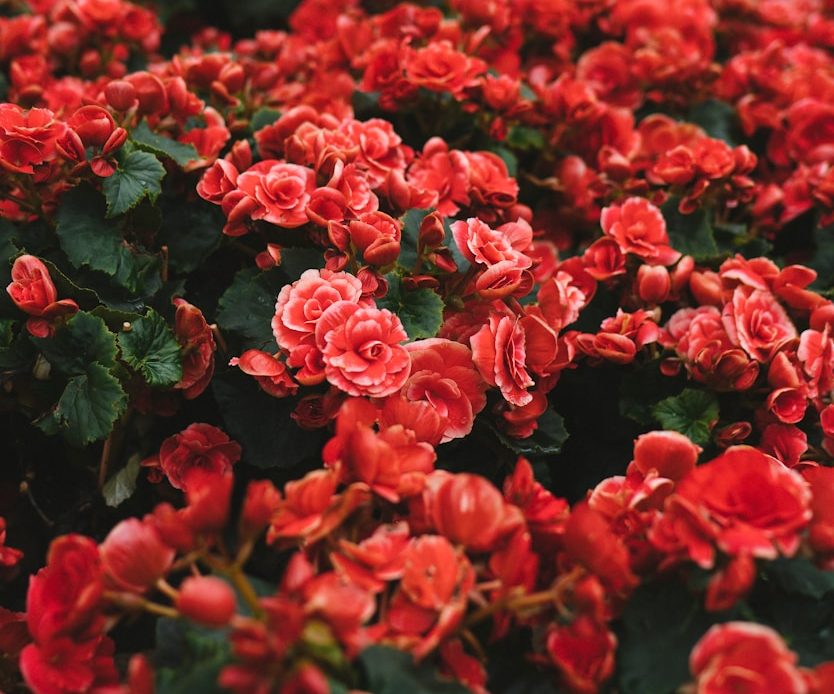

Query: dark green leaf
left=213, top=368, right=325, bottom=469
left=103, top=150, right=166, bottom=218
left=216, top=268, right=281, bottom=351
left=661, top=198, right=719, bottom=261
left=377, top=274, right=444, bottom=340
left=506, top=126, right=546, bottom=151
left=493, top=408, right=569, bottom=458
left=687, top=99, right=738, bottom=146
left=0, top=320, right=34, bottom=370
left=39, top=259, right=100, bottom=309
left=399, top=208, right=432, bottom=269
left=619, top=360, right=686, bottom=425
left=39, top=363, right=127, bottom=446
left=652, top=388, right=719, bottom=446
left=157, top=200, right=224, bottom=273
left=102, top=456, right=141, bottom=507
left=359, top=645, right=470, bottom=694
left=56, top=186, right=129, bottom=277
left=250, top=107, right=281, bottom=133
left=35, top=311, right=117, bottom=376
left=760, top=558, right=834, bottom=600
left=154, top=618, right=229, bottom=694
left=616, top=580, right=737, bottom=694
left=131, top=120, right=199, bottom=166
left=118, top=309, right=182, bottom=387
left=56, top=185, right=160, bottom=293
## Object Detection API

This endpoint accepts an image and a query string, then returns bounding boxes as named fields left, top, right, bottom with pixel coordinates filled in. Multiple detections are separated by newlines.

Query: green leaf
left=157, top=199, right=224, bottom=273
left=377, top=274, right=444, bottom=340
left=359, top=645, right=470, bottom=694
left=810, top=222, right=834, bottom=291
left=250, top=107, right=281, bottom=133
left=506, top=125, right=546, bottom=151
left=130, top=120, right=198, bottom=167
left=35, top=311, right=117, bottom=376
left=216, top=268, right=281, bottom=351
left=103, top=150, right=166, bottom=218
left=0, top=320, right=35, bottom=370
left=616, top=579, right=737, bottom=694
left=760, top=558, right=834, bottom=600
left=652, top=388, right=719, bottom=446
left=212, top=369, right=325, bottom=469
left=492, top=407, right=569, bottom=458
left=154, top=618, right=229, bottom=694
left=661, top=198, right=719, bottom=261
left=687, top=99, right=739, bottom=146
left=40, top=363, right=127, bottom=446
left=102, top=455, right=141, bottom=508
left=56, top=185, right=160, bottom=293
left=118, top=309, right=182, bottom=387
left=399, top=208, right=431, bottom=269
left=56, top=186, right=129, bottom=276
left=619, top=359, right=686, bottom=425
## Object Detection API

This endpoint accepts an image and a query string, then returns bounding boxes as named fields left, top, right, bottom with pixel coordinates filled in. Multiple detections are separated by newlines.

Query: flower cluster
left=4, top=0, right=834, bottom=692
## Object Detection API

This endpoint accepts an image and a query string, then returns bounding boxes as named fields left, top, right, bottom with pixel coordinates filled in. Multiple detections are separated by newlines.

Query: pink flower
left=273, top=269, right=365, bottom=354
left=236, top=160, right=315, bottom=228
left=402, top=338, right=488, bottom=442
left=600, top=197, right=680, bottom=266
left=722, top=286, right=798, bottom=362
left=316, top=302, right=411, bottom=397
left=450, top=217, right=532, bottom=269
left=470, top=315, right=534, bottom=406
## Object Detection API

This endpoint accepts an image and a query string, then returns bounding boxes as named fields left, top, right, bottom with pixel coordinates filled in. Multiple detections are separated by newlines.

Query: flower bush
left=5, top=0, right=834, bottom=692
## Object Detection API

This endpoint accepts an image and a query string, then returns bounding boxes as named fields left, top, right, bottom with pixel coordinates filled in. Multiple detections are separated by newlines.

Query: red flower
left=562, top=502, right=638, bottom=597
left=20, top=635, right=118, bottom=694
left=400, top=535, right=461, bottom=610
left=6, top=255, right=79, bottom=337
left=722, top=286, right=797, bottom=363
left=600, top=197, right=681, bottom=266
left=172, top=298, right=216, bottom=399
left=689, top=622, right=808, bottom=694
left=401, top=338, right=487, bottom=442
left=470, top=315, right=534, bottom=407
left=348, top=211, right=402, bottom=266
left=652, top=447, right=811, bottom=566
left=0, top=104, right=66, bottom=174
left=323, top=398, right=435, bottom=501
left=546, top=617, right=617, bottom=694
left=26, top=535, right=103, bottom=645
left=0, top=517, right=22, bottom=567
left=404, top=40, right=486, bottom=97
left=236, top=160, right=315, bottom=228
left=428, top=472, right=514, bottom=552
left=317, top=302, right=411, bottom=398
left=150, top=423, right=241, bottom=491
left=229, top=350, right=298, bottom=398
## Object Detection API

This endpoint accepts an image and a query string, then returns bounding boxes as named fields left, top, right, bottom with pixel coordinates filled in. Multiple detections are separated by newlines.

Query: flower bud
left=100, top=519, right=174, bottom=594
left=105, top=80, right=138, bottom=111
left=636, top=264, right=671, bottom=304
left=419, top=212, right=445, bottom=247
left=176, top=576, right=237, bottom=628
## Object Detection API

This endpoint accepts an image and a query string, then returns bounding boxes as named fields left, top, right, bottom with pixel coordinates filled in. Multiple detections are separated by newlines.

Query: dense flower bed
left=4, top=0, right=834, bottom=692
